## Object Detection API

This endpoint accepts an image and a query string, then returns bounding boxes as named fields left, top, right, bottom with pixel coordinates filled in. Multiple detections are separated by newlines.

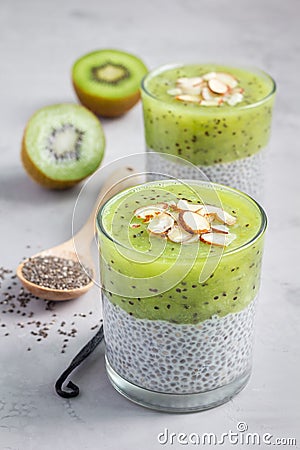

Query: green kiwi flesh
left=72, top=49, right=148, bottom=100
left=22, top=104, right=105, bottom=184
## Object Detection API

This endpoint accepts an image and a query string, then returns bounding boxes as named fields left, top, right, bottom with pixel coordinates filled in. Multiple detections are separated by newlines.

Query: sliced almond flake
left=211, top=224, right=229, bottom=234
left=148, top=213, right=174, bottom=235
left=167, top=225, right=199, bottom=244
left=179, top=211, right=211, bottom=234
left=134, top=203, right=168, bottom=220
left=176, top=77, right=202, bottom=87
left=176, top=77, right=189, bottom=85
left=222, top=211, right=237, bottom=225
left=201, top=205, right=237, bottom=225
left=205, top=213, right=217, bottom=223
left=208, top=78, right=228, bottom=95
left=176, top=94, right=201, bottom=103
left=182, top=234, right=200, bottom=244
left=167, top=88, right=182, bottom=96
left=169, top=210, right=180, bottom=222
left=181, top=85, right=202, bottom=96
left=214, top=72, right=238, bottom=89
left=176, top=199, right=203, bottom=213
left=226, top=92, right=244, bottom=106
left=231, top=87, right=244, bottom=94
left=187, top=77, right=203, bottom=86
left=202, top=72, right=217, bottom=81
left=202, top=86, right=214, bottom=101
left=200, top=232, right=236, bottom=247
left=200, top=99, right=222, bottom=106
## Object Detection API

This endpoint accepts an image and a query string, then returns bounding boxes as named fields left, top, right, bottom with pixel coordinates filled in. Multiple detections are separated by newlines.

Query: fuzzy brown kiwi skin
left=21, top=134, right=85, bottom=190
left=72, top=80, right=141, bottom=118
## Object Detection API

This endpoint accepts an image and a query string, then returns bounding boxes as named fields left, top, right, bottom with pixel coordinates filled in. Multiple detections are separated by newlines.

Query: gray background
left=1, top=0, right=299, bottom=449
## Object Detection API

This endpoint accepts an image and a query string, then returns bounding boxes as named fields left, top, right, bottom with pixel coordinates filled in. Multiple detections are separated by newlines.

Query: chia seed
left=0, top=263, right=100, bottom=355
left=21, top=256, right=91, bottom=290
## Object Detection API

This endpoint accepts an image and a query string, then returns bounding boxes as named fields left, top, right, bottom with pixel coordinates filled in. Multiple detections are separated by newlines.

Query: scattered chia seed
left=0, top=264, right=100, bottom=355
left=21, top=256, right=92, bottom=290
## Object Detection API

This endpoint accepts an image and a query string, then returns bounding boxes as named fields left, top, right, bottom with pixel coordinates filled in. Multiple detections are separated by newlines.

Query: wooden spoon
left=17, top=166, right=142, bottom=301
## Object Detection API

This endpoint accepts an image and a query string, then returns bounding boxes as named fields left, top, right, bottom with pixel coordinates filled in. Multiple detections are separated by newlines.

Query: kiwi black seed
left=21, top=103, right=105, bottom=189
left=72, top=49, right=148, bottom=117
left=47, top=124, right=83, bottom=162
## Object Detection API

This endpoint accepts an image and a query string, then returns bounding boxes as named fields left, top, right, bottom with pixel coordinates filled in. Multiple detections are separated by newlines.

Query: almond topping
left=211, top=224, right=229, bottom=234
left=167, top=225, right=199, bottom=244
left=226, top=92, right=243, bottom=106
left=214, top=72, right=238, bottom=88
left=202, top=72, right=217, bottom=81
left=231, top=87, right=244, bottom=94
left=176, top=94, right=201, bottom=103
left=204, top=213, right=216, bottom=223
left=147, top=213, right=174, bottom=235
left=130, top=223, right=141, bottom=229
left=168, top=210, right=179, bottom=222
left=134, top=199, right=238, bottom=248
left=201, top=205, right=237, bottom=225
left=182, top=234, right=200, bottom=244
left=179, top=211, right=211, bottom=234
left=176, top=77, right=190, bottom=85
left=167, top=88, right=182, bottom=96
left=176, top=199, right=203, bottom=212
left=134, top=203, right=169, bottom=221
left=201, top=86, right=214, bottom=100
left=181, top=85, right=202, bottom=96
left=176, top=77, right=203, bottom=96
left=186, top=77, right=203, bottom=86
left=200, top=99, right=222, bottom=107
left=222, top=211, right=237, bottom=226
left=208, top=79, right=228, bottom=95
left=173, top=72, right=244, bottom=107
left=176, top=77, right=202, bottom=87
left=200, top=232, right=236, bottom=247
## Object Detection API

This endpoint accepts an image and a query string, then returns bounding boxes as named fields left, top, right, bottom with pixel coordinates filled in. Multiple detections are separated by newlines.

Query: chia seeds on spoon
left=21, top=256, right=92, bottom=290
left=0, top=262, right=101, bottom=355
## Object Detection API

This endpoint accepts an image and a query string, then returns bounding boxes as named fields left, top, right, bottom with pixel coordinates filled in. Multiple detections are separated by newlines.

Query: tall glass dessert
left=141, top=64, right=276, bottom=199
left=97, top=180, right=267, bottom=412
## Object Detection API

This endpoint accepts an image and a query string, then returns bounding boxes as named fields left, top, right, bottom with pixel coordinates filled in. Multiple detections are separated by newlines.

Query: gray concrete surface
left=1, top=0, right=299, bottom=449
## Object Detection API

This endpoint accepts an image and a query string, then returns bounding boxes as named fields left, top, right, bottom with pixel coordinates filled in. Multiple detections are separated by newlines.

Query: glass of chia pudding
left=97, top=179, right=267, bottom=412
left=141, top=64, right=276, bottom=200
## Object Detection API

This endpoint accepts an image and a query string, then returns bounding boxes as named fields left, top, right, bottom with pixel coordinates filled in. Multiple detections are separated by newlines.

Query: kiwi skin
left=72, top=80, right=141, bottom=118
left=21, top=139, right=82, bottom=190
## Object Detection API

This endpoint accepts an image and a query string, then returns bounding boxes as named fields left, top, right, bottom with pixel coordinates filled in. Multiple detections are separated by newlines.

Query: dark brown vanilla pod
left=55, top=325, right=104, bottom=398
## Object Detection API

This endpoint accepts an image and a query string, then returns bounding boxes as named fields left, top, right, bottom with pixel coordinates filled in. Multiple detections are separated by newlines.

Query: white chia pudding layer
left=146, top=148, right=266, bottom=200
left=103, top=295, right=257, bottom=394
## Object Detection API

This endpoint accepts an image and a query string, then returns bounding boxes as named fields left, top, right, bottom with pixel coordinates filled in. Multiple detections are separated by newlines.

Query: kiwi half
left=22, top=104, right=105, bottom=189
left=72, top=49, right=148, bottom=117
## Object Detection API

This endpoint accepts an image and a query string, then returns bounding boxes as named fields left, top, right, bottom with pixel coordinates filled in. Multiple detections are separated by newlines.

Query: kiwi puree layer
left=98, top=181, right=266, bottom=324
left=141, top=64, right=275, bottom=165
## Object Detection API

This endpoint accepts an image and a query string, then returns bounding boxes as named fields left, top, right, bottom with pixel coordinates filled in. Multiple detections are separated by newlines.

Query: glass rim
left=141, top=63, right=276, bottom=111
left=96, top=179, right=268, bottom=258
